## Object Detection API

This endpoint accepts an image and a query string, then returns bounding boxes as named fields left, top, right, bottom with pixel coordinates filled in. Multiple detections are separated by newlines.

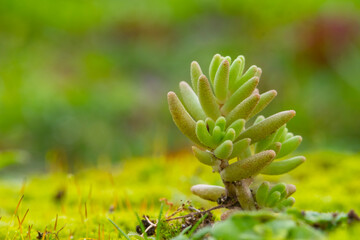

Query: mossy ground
left=0, top=150, right=359, bottom=239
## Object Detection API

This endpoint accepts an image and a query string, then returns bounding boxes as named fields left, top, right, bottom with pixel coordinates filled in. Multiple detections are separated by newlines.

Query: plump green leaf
left=179, top=81, right=206, bottom=121
left=190, top=61, right=203, bottom=94
left=228, top=138, right=251, bottom=159
left=224, top=56, right=231, bottom=64
left=192, top=146, right=216, bottom=166
left=212, top=126, right=223, bottom=144
left=268, top=183, right=287, bottom=199
left=229, top=57, right=245, bottom=92
left=205, top=117, right=215, bottom=134
left=266, top=191, right=281, bottom=207
left=255, top=133, right=276, bottom=153
left=209, top=54, right=222, bottom=85
left=268, top=142, right=282, bottom=154
left=221, top=77, right=259, bottom=115
left=233, top=65, right=258, bottom=90
left=222, top=128, right=236, bottom=142
left=196, top=120, right=217, bottom=149
left=215, top=116, right=226, bottom=131
left=198, top=75, right=221, bottom=120
left=255, top=67, right=262, bottom=78
left=214, top=140, right=233, bottom=159
left=286, top=184, right=296, bottom=197
left=191, top=184, right=226, bottom=202
left=280, top=197, right=295, bottom=208
left=285, top=132, right=294, bottom=140
left=248, top=90, right=277, bottom=119
left=226, top=94, right=260, bottom=126
left=227, top=119, right=245, bottom=138
left=220, top=150, right=276, bottom=181
left=214, top=59, right=230, bottom=103
left=272, top=125, right=286, bottom=143
left=238, top=110, right=296, bottom=143
left=276, top=136, right=302, bottom=159
left=254, top=115, right=265, bottom=124
left=168, top=92, right=202, bottom=146
left=256, top=181, right=270, bottom=207
left=261, top=156, right=306, bottom=175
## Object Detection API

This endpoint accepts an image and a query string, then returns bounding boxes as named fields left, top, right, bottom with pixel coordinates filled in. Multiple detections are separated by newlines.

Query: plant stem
left=219, top=159, right=237, bottom=198
left=234, top=179, right=256, bottom=210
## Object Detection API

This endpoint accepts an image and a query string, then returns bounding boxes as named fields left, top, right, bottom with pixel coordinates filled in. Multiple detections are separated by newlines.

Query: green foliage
left=169, top=211, right=327, bottom=240
left=168, top=54, right=305, bottom=210
left=255, top=183, right=295, bottom=210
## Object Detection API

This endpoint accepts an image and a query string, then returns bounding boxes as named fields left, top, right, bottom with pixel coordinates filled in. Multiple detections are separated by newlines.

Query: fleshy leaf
left=286, top=184, right=296, bottom=197
left=196, top=120, right=217, bottom=149
left=228, top=57, right=244, bottom=92
left=221, top=77, right=259, bottom=115
left=285, top=132, right=294, bottom=140
left=261, top=156, right=306, bottom=175
left=167, top=92, right=202, bottom=146
left=272, top=125, right=286, bottom=143
left=191, top=184, right=226, bottom=202
left=266, top=191, right=281, bottom=207
left=267, top=142, right=282, bottom=154
left=255, top=133, right=276, bottom=153
left=233, top=65, right=258, bottom=90
left=214, top=59, right=230, bottom=103
left=256, top=181, right=270, bottom=207
left=192, top=146, right=216, bottom=166
left=209, top=54, right=222, bottom=85
left=238, top=110, right=296, bottom=143
left=226, top=94, right=260, bottom=126
left=205, top=117, right=215, bottom=134
left=248, top=90, right=277, bottom=119
left=276, top=136, right=302, bottom=159
left=268, top=183, right=287, bottom=199
left=280, top=197, right=295, bottom=208
left=212, top=126, right=223, bottom=144
left=220, top=150, right=276, bottom=181
left=224, top=56, right=231, bottom=64
left=227, top=119, right=245, bottom=138
left=179, top=81, right=207, bottom=121
left=228, top=138, right=251, bottom=159
left=198, top=75, right=221, bottom=120
left=254, top=115, right=265, bottom=124
left=215, top=116, right=226, bottom=131
left=214, top=140, right=233, bottom=159
left=190, top=61, right=203, bottom=94
left=222, top=128, right=236, bottom=142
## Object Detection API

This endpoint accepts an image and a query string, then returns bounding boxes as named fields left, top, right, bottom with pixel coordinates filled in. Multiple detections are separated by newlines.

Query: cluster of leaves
left=167, top=54, right=305, bottom=210
left=255, top=182, right=296, bottom=210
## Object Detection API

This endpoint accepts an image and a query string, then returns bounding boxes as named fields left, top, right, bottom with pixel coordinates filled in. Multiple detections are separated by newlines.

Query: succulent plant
left=167, top=54, right=305, bottom=211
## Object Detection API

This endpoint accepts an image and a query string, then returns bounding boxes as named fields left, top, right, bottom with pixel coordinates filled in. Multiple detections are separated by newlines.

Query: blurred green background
left=0, top=0, right=359, bottom=167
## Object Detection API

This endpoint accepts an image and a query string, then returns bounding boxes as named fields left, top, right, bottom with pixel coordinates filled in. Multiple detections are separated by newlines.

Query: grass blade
left=187, top=213, right=208, bottom=237
left=156, top=203, right=164, bottom=240
left=108, top=218, right=131, bottom=240
left=135, top=212, right=148, bottom=240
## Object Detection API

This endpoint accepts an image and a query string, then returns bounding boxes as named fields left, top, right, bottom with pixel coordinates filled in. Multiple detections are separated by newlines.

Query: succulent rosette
left=168, top=54, right=305, bottom=210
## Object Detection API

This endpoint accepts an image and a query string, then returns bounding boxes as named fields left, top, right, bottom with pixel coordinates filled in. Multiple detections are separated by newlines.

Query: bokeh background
left=0, top=0, right=359, bottom=169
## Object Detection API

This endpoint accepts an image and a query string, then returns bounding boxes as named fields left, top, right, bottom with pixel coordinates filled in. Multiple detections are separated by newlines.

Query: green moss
left=0, top=151, right=359, bottom=239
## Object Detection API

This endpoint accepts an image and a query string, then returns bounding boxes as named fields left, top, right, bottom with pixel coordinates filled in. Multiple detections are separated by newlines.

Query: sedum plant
left=167, top=54, right=305, bottom=211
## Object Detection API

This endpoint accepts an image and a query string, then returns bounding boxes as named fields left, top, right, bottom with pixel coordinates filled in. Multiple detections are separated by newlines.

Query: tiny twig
left=141, top=215, right=158, bottom=237
left=188, top=206, right=201, bottom=212
left=165, top=200, right=237, bottom=222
